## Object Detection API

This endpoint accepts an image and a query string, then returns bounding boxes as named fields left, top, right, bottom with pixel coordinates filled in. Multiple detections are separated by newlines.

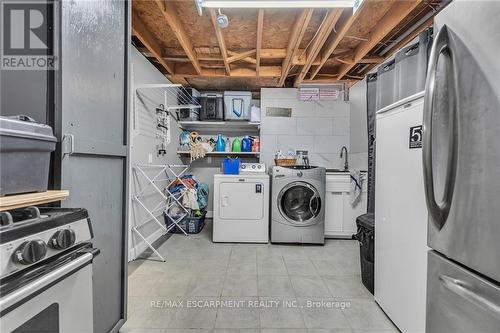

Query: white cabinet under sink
left=324, top=172, right=367, bottom=238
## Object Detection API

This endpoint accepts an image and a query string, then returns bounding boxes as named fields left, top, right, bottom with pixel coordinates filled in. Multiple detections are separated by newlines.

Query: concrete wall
left=349, top=79, right=368, bottom=170
left=128, top=46, right=183, bottom=261
left=260, top=88, right=350, bottom=169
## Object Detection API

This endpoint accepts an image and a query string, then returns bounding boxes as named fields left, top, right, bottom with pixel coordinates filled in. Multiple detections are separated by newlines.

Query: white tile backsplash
left=333, top=117, right=350, bottom=136
left=260, top=88, right=350, bottom=168
left=278, top=135, right=315, bottom=152
left=260, top=117, right=297, bottom=135
left=313, top=135, right=348, bottom=154
left=297, top=118, right=334, bottom=136
left=260, top=134, right=278, bottom=152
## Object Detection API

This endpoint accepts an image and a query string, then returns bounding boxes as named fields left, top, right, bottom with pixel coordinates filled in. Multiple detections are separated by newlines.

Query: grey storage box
left=223, top=91, right=252, bottom=121
left=200, top=92, right=224, bottom=121
left=0, top=115, right=57, bottom=196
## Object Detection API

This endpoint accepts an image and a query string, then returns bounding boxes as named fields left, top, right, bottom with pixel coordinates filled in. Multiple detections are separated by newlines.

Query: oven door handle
left=0, top=252, right=93, bottom=313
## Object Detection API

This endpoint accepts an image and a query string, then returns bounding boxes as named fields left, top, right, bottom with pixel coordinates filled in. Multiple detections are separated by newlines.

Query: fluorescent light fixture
left=199, top=0, right=354, bottom=8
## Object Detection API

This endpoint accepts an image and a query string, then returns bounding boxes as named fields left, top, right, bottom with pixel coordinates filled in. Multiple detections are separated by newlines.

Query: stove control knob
left=13, top=240, right=47, bottom=265
left=50, top=229, right=76, bottom=250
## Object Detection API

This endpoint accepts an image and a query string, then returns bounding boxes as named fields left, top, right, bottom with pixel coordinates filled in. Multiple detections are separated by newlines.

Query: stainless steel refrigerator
left=423, top=1, right=500, bottom=332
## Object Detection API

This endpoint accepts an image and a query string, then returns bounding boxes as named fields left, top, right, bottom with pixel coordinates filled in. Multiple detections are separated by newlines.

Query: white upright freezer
left=374, top=92, right=428, bottom=333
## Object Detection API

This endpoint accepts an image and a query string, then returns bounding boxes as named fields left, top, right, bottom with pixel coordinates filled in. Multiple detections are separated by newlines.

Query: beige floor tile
left=228, top=258, right=258, bottom=275
left=215, top=297, right=260, bottom=329
left=298, top=298, right=351, bottom=329
left=257, top=257, right=287, bottom=275
left=322, top=276, right=372, bottom=298
left=284, top=259, right=318, bottom=276
left=258, top=275, right=295, bottom=296
left=222, top=275, right=258, bottom=296
left=259, top=297, right=305, bottom=329
left=290, top=275, right=331, bottom=297
left=341, top=299, right=396, bottom=330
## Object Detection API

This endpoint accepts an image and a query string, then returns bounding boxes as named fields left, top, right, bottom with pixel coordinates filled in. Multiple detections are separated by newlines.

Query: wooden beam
left=279, top=9, right=314, bottom=87
left=294, top=9, right=343, bottom=87
left=227, top=49, right=256, bottom=64
left=174, top=63, right=281, bottom=77
left=209, top=9, right=231, bottom=75
left=358, top=57, right=384, bottom=64
left=132, top=11, right=174, bottom=75
left=359, top=15, right=433, bottom=78
left=256, top=9, right=264, bottom=76
left=154, top=0, right=202, bottom=75
left=337, top=0, right=422, bottom=80
left=227, top=50, right=256, bottom=64
left=335, top=57, right=354, bottom=65
left=310, top=0, right=369, bottom=80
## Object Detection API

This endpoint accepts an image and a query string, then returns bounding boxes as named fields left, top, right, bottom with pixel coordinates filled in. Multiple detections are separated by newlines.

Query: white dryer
left=271, top=166, right=325, bottom=244
left=213, top=171, right=270, bottom=243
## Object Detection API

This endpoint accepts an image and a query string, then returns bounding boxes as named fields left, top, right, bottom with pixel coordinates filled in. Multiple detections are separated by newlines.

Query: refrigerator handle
left=422, top=25, right=458, bottom=230
left=439, top=274, right=500, bottom=320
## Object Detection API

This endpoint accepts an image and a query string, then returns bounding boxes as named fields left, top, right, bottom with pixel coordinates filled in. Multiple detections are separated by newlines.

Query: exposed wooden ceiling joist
left=309, top=0, right=370, bottom=80
left=154, top=0, right=202, bottom=75
left=279, top=9, right=314, bottom=87
left=336, top=0, right=423, bottom=80
left=131, top=11, right=174, bottom=75
left=227, top=49, right=257, bottom=64
left=294, top=9, right=343, bottom=87
left=256, top=9, right=264, bottom=76
left=209, top=8, right=231, bottom=76
left=175, top=63, right=281, bottom=78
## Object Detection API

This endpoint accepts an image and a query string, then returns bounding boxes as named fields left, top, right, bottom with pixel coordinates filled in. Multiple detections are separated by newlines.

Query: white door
left=219, top=181, right=264, bottom=220
left=375, top=93, right=428, bottom=333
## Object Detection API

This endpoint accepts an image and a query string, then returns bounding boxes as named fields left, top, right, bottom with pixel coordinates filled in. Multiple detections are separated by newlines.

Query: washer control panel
left=240, top=163, right=266, bottom=174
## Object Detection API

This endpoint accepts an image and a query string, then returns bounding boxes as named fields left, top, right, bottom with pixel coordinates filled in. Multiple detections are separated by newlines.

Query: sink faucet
left=340, top=146, right=349, bottom=171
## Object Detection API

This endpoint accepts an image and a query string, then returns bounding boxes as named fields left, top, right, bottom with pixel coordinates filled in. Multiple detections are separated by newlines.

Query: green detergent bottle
left=232, top=137, right=241, bottom=152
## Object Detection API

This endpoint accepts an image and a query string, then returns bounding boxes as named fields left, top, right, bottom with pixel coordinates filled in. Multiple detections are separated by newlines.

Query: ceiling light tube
left=200, top=0, right=354, bottom=8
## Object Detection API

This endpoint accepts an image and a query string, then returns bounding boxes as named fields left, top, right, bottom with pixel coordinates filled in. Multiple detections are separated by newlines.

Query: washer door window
left=278, top=181, right=321, bottom=226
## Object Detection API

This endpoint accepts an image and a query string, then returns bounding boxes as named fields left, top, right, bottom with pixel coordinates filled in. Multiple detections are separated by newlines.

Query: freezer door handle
left=422, top=25, right=458, bottom=230
left=439, top=274, right=500, bottom=320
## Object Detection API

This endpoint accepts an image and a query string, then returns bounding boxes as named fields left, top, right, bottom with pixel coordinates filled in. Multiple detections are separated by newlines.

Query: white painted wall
left=349, top=79, right=368, bottom=170
left=128, top=47, right=183, bottom=261
left=260, top=88, right=350, bottom=169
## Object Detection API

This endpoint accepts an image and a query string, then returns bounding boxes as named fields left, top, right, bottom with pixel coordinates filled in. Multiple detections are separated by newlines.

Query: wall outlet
left=148, top=153, right=153, bottom=163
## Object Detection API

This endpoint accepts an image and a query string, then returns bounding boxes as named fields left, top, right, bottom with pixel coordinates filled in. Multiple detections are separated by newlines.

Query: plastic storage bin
left=223, top=91, right=252, bottom=121
left=200, top=92, right=224, bottom=121
left=164, top=210, right=207, bottom=234
left=353, top=213, right=375, bottom=294
left=0, top=115, right=57, bottom=196
left=222, top=158, right=240, bottom=175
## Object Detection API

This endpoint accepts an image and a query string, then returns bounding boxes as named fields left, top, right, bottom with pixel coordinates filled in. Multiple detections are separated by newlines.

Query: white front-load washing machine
left=271, top=166, right=325, bottom=244
left=213, top=172, right=270, bottom=243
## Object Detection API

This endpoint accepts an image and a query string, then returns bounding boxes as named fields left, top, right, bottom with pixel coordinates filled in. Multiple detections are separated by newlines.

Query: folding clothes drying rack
left=132, top=163, right=191, bottom=262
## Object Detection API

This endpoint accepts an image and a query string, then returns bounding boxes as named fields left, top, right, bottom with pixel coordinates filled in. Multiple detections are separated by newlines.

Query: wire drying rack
left=132, top=163, right=191, bottom=262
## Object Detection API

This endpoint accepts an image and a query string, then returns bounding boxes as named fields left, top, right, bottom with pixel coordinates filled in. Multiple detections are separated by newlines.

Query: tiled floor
left=121, top=220, right=397, bottom=333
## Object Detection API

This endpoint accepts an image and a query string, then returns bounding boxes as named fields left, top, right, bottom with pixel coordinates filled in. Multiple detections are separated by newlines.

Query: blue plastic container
left=222, top=158, right=240, bottom=174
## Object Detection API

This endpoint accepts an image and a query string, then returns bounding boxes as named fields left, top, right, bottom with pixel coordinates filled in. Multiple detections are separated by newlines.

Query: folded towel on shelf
left=350, top=169, right=363, bottom=206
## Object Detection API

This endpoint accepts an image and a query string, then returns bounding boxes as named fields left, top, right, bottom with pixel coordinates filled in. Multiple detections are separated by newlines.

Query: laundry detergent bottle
left=232, top=137, right=241, bottom=152
left=215, top=134, right=225, bottom=152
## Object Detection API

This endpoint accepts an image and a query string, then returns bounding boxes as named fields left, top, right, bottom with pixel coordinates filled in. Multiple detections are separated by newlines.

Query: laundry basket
left=164, top=210, right=206, bottom=234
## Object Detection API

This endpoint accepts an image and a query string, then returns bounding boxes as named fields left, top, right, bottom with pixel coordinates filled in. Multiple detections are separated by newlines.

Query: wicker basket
left=275, top=158, right=297, bottom=166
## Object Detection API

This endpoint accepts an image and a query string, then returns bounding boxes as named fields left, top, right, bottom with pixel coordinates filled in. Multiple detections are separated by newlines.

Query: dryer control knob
left=297, top=171, right=303, bottom=177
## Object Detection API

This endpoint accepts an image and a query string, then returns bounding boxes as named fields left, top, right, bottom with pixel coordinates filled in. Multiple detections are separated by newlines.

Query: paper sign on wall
left=299, top=87, right=320, bottom=101
left=319, top=87, right=339, bottom=101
